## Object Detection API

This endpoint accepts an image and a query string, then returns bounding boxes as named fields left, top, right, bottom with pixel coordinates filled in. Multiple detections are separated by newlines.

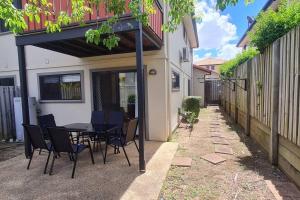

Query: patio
left=0, top=141, right=177, bottom=200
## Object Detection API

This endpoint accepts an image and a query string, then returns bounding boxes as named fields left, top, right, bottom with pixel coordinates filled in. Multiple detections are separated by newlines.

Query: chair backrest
left=91, top=111, right=105, bottom=125
left=125, top=118, right=138, bottom=143
left=47, top=127, right=74, bottom=153
left=23, top=124, right=49, bottom=150
left=108, top=111, right=124, bottom=130
left=38, top=114, right=57, bottom=138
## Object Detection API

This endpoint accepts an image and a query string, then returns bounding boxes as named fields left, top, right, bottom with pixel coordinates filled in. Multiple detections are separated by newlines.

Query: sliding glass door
left=92, top=70, right=137, bottom=118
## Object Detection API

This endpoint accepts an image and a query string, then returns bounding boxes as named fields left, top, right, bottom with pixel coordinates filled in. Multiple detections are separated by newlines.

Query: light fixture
left=149, top=69, right=157, bottom=75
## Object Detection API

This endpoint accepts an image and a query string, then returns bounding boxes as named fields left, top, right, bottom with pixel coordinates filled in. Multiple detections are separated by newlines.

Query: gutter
left=236, top=0, right=277, bottom=47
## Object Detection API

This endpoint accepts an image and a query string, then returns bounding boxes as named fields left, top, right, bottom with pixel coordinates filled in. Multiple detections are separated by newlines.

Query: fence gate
left=0, top=86, right=20, bottom=141
left=205, top=80, right=221, bottom=105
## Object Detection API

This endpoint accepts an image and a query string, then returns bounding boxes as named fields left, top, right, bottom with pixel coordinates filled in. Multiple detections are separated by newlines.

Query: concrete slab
left=121, top=142, right=178, bottom=200
left=215, top=146, right=234, bottom=155
left=0, top=141, right=178, bottom=200
left=200, top=153, right=226, bottom=164
left=211, top=138, right=230, bottom=145
left=172, top=157, right=192, bottom=167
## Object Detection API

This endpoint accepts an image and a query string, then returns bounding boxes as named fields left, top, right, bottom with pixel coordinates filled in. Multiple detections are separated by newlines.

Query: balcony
left=16, top=0, right=163, bottom=57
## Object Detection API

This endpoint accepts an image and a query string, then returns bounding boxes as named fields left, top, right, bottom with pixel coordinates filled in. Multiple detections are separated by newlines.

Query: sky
left=193, top=0, right=268, bottom=62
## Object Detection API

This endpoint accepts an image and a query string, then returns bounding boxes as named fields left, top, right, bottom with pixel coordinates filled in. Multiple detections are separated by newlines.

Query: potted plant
left=127, top=94, right=136, bottom=119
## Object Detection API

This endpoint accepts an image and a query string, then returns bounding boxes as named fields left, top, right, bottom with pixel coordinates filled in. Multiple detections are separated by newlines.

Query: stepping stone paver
left=200, top=153, right=226, bottom=164
left=215, top=145, right=234, bottom=155
left=212, top=138, right=230, bottom=145
left=172, top=157, right=192, bottom=167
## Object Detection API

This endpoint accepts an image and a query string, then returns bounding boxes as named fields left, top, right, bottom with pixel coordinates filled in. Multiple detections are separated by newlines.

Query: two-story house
left=0, top=0, right=199, bottom=168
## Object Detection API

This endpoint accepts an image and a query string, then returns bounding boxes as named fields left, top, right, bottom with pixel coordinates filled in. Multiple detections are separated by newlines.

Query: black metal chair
left=90, top=111, right=105, bottom=151
left=47, top=127, right=95, bottom=178
left=22, top=124, right=52, bottom=174
left=107, top=111, right=124, bottom=154
left=124, top=118, right=139, bottom=152
left=38, top=114, right=57, bottom=140
left=104, top=118, right=138, bottom=166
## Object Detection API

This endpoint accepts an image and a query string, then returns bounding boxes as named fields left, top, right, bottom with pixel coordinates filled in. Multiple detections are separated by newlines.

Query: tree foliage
left=249, top=0, right=300, bottom=52
left=0, top=0, right=245, bottom=49
left=220, top=47, right=258, bottom=77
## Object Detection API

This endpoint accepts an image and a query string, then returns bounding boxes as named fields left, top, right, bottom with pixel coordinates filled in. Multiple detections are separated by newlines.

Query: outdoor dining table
left=63, top=123, right=119, bottom=145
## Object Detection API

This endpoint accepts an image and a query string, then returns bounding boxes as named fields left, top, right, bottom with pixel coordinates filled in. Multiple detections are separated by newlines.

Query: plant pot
left=127, top=103, right=135, bottom=119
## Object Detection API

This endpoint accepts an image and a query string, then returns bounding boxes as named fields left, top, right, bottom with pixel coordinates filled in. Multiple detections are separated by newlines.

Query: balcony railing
left=22, top=0, right=163, bottom=40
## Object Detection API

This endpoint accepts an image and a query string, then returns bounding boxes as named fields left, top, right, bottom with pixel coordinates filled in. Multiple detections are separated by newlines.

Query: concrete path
left=160, top=106, right=300, bottom=200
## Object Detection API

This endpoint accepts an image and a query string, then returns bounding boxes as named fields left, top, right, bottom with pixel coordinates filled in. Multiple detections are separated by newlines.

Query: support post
left=135, top=23, right=146, bottom=172
left=17, top=45, right=31, bottom=158
left=270, top=40, right=280, bottom=165
left=245, top=60, right=252, bottom=136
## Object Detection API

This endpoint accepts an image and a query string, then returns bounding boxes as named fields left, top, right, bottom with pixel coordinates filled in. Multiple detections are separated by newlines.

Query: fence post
left=270, top=40, right=280, bottom=165
left=235, top=69, right=238, bottom=123
left=245, top=60, right=252, bottom=136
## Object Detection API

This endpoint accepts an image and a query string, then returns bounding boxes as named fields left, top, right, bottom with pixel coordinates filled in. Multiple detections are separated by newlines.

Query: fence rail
left=0, top=86, right=20, bottom=141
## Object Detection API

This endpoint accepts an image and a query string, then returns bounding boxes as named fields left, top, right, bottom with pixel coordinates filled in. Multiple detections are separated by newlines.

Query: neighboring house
left=237, top=0, right=280, bottom=49
left=0, top=0, right=198, bottom=148
left=192, top=65, right=211, bottom=107
left=194, top=57, right=225, bottom=80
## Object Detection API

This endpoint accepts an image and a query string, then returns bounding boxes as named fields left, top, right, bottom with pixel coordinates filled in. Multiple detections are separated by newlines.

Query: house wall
left=167, top=22, right=193, bottom=132
left=0, top=33, right=170, bottom=141
left=192, top=68, right=206, bottom=107
left=0, top=2, right=195, bottom=140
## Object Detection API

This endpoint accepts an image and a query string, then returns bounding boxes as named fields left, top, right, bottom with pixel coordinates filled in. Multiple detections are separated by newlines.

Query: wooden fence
left=0, top=86, right=20, bottom=141
left=221, top=26, right=300, bottom=187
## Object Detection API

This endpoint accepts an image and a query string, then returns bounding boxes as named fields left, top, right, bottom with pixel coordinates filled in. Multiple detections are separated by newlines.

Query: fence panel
left=0, top=86, right=20, bottom=140
left=278, top=26, right=300, bottom=145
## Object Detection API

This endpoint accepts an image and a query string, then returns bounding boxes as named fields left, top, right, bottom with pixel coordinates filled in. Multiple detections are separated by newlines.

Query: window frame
left=171, top=70, right=180, bottom=92
left=37, top=70, right=85, bottom=103
left=0, top=75, right=16, bottom=86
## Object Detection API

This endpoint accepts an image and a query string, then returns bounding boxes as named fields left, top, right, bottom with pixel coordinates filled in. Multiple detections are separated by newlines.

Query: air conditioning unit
left=181, top=47, right=190, bottom=62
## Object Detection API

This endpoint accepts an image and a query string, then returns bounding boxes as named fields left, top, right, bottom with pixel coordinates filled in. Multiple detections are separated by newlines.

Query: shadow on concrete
left=0, top=141, right=167, bottom=200
left=214, top=106, right=300, bottom=199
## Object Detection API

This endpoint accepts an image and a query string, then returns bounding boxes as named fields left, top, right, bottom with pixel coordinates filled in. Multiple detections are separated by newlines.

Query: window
left=39, top=72, right=83, bottom=102
left=172, top=71, right=180, bottom=91
left=183, top=25, right=187, bottom=44
left=0, top=77, right=15, bottom=86
left=211, top=65, right=215, bottom=70
left=0, top=20, right=9, bottom=33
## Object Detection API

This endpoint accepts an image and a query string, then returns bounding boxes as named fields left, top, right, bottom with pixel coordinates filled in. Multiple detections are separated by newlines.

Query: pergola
left=14, top=0, right=163, bottom=171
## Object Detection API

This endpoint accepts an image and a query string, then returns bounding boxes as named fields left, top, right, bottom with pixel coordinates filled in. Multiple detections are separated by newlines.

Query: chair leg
left=27, top=149, right=35, bottom=170
left=87, top=140, right=95, bottom=164
left=71, top=153, right=78, bottom=178
left=44, top=151, right=51, bottom=174
left=49, top=153, right=56, bottom=175
left=99, top=141, right=104, bottom=160
left=134, top=140, right=139, bottom=152
left=121, top=145, right=131, bottom=166
left=104, top=140, right=108, bottom=164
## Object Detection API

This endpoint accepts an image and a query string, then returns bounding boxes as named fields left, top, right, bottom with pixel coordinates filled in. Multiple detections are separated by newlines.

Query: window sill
left=39, top=100, right=85, bottom=104
left=172, top=88, right=180, bottom=92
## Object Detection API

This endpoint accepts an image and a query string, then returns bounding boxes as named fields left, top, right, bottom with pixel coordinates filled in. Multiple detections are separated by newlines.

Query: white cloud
left=217, top=44, right=242, bottom=59
left=194, top=1, right=241, bottom=60
left=204, top=52, right=212, bottom=58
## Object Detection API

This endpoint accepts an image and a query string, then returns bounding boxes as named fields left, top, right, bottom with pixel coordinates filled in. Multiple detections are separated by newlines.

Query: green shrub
left=182, top=96, right=201, bottom=117
left=249, top=0, right=300, bottom=52
left=220, top=47, right=259, bottom=77
left=127, top=94, right=136, bottom=104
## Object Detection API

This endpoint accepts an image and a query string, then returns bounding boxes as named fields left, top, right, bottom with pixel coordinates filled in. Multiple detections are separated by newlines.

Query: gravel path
left=160, top=106, right=299, bottom=200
